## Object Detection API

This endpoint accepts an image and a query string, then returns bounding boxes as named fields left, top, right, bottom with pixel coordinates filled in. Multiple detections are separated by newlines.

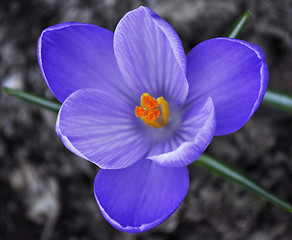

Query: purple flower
left=37, top=6, right=268, bottom=233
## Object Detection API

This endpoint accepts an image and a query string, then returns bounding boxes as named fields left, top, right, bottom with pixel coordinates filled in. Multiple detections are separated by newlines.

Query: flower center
left=135, top=93, right=169, bottom=128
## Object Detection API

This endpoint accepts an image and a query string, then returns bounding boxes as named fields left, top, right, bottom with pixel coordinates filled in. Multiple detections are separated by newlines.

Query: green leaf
left=2, top=86, right=61, bottom=113
left=195, top=154, right=292, bottom=213
left=262, top=89, right=292, bottom=113
left=225, top=10, right=251, bottom=38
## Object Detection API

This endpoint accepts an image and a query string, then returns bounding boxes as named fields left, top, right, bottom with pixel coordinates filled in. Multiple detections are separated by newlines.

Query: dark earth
left=1, top=0, right=292, bottom=239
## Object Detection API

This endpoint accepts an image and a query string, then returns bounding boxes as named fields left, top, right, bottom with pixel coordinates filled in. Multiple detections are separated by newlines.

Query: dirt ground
left=1, top=0, right=292, bottom=239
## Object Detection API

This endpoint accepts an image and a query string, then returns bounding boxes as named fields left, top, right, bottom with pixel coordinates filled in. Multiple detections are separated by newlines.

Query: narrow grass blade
left=262, top=89, right=292, bottom=113
left=225, top=10, right=251, bottom=38
left=2, top=87, right=61, bottom=113
left=195, top=154, right=292, bottom=213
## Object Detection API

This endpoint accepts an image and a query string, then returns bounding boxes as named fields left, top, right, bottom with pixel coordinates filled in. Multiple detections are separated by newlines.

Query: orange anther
left=146, top=109, right=160, bottom=122
left=141, top=94, right=159, bottom=110
left=135, top=106, right=148, bottom=117
left=135, top=93, right=160, bottom=122
left=135, top=93, right=169, bottom=128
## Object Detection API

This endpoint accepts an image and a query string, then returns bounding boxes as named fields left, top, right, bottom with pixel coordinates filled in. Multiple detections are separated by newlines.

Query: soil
left=1, top=0, right=292, bottom=240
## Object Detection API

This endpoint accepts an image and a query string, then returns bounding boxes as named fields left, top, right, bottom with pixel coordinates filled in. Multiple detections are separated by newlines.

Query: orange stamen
left=135, top=106, right=148, bottom=117
left=146, top=109, right=160, bottom=122
left=135, top=93, right=169, bottom=128
left=141, top=94, right=159, bottom=110
left=135, top=93, right=160, bottom=122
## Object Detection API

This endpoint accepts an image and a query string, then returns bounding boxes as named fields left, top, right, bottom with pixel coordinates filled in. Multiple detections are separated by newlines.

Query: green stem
left=225, top=10, right=251, bottom=38
left=196, top=154, right=292, bottom=213
left=262, top=89, right=292, bottom=113
left=2, top=87, right=61, bottom=113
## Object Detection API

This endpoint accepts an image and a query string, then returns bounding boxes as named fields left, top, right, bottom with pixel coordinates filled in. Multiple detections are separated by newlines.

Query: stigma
left=135, top=93, right=169, bottom=128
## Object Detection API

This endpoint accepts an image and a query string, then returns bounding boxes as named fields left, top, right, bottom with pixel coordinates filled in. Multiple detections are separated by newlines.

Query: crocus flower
left=37, top=6, right=268, bottom=233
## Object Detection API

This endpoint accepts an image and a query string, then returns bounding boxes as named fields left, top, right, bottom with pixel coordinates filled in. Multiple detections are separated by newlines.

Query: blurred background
left=1, top=0, right=292, bottom=239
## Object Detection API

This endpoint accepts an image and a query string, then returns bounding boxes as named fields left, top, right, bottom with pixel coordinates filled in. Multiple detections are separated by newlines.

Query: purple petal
left=148, top=97, right=215, bottom=167
left=187, top=37, right=269, bottom=135
left=114, top=6, right=189, bottom=106
left=94, top=159, right=189, bottom=233
left=56, top=88, right=150, bottom=169
left=38, top=22, right=126, bottom=103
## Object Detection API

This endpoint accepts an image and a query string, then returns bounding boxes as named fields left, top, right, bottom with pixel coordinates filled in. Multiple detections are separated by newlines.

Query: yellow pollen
left=135, top=93, right=169, bottom=128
